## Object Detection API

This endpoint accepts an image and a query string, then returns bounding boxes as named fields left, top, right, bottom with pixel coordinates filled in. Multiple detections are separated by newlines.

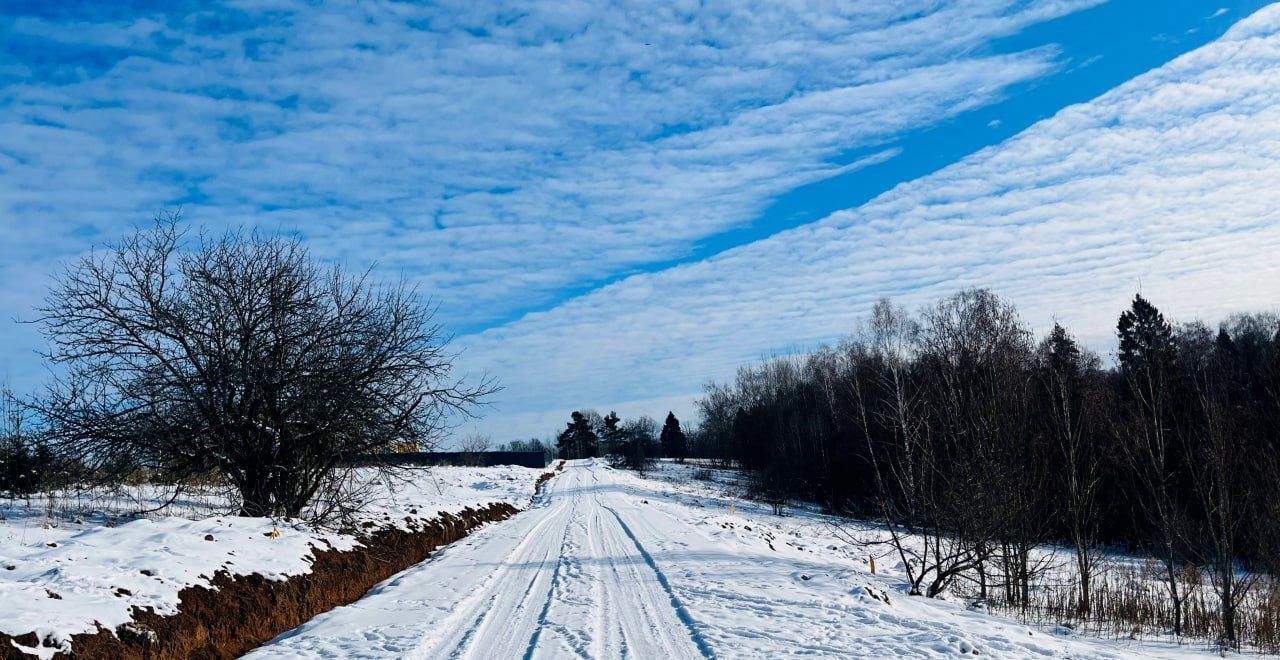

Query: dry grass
left=1, top=478, right=238, bottom=530
left=967, top=557, right=1280, bottom=654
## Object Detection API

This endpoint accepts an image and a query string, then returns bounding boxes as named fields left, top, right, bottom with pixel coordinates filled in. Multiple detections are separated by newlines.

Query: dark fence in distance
left=346, top=451, right=549, bottom=469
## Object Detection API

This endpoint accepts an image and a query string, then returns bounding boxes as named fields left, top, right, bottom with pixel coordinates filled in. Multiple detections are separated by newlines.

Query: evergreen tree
left=659, top=411, right=688, bottom=462
left=556, top=411, right=599, bottom=459
left=1216, top=326, right=1237, bottom=358
left=0, top=436, right=52, bottom=496
left=1044, top=324, right=1082, bottom=380
left=610, top=416, right=658, bottom=473
left=0, top=390, right=53, bottom=496
left=1118, top=294, right=1177, bottom=381
left=600, top=411, right=622, bottom=454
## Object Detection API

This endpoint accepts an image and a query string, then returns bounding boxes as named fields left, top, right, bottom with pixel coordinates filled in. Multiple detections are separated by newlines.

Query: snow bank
left=0, top=465, right=543, bottom=657
left=638, top=460, right=1222, bottom=658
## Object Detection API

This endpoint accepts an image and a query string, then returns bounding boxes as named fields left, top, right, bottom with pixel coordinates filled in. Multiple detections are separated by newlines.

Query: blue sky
left=3, top=1, right=1280, bottom=440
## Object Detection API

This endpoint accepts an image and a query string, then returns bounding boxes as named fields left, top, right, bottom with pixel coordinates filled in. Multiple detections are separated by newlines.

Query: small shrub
left=0, top=436, right=54, bottom=496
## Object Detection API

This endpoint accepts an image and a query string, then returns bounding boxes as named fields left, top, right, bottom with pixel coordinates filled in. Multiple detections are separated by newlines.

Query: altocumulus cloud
left=464, top=3, right=1280, bottom=439
left=0, top=0, right=1099, bottom=387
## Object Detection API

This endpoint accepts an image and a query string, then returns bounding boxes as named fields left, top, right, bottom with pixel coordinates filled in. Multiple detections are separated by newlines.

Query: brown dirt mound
left=0, top=502, right=518, bottom=659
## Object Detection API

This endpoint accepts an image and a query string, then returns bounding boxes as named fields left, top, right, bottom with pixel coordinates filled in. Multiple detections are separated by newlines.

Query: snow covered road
left=246, top=460, right=1214, bottom=659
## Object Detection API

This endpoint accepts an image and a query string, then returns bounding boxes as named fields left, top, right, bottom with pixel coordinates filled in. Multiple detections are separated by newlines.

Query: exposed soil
left=535, top=470, right=556, bottom=495
left=0, top=502, right=519, bottom=659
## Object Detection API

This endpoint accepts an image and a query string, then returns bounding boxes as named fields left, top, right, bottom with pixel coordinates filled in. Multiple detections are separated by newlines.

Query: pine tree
left=659, top=411, right=687, bottom=463
left=1045, top=324, right=1082, bottom=380
left=556, top=411, right=599, bottom=460
left=600, top=411, right=622, bottom=455
left=1118, top=294, right=1176, bottom=380
left=1216, top=326, right=1237, bottom=357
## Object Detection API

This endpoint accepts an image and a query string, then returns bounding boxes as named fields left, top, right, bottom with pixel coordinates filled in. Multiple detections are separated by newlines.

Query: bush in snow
left=600, top=413, right=657, bottom=474
left=32, top=215, right=493, bottom=518
left=0, top=388, right=58, bottom=497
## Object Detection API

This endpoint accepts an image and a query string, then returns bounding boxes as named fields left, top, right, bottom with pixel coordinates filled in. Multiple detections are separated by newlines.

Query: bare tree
left=693, top=383, right=738, bottom=467
left=35, top=216, right=493, bottom=518
left=1116, top=294, right=1188, bottom=636
left=913, top=289, right=1035, bottom=600
left=839, top=293, right=1027, bottom=599
left=1036, top=324, right=1106, bottom=614
left=459, top=433, right=492, bottom=466
left=840, top=299, right=944, bottom=596
left=1180, top=323, right=1259, bottom=649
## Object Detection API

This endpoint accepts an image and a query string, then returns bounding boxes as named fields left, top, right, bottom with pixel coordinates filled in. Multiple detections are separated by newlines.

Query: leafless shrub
left=973, top=558, right=1280, bottom=653
left=458, top=434, right=492, bottom=467
left=33, top=215, right=494, bottom=519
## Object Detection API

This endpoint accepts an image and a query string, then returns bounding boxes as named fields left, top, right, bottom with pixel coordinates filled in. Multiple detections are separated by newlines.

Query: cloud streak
left=0, top=0, right=1097, bottom=337
left=462, top=3, right=1280, bottom=438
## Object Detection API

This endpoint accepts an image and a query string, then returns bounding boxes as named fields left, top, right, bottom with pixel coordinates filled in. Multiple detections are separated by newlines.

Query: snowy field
left=0, top=465, right=545, bottom=658
left=248, top=459, right=1220, bottom=659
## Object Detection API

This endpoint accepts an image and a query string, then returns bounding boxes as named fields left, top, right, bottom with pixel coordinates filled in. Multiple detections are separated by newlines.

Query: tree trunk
left=1164, top=554, right=1183, bottom=637
left=1076, top=548, right=1091, bottom=615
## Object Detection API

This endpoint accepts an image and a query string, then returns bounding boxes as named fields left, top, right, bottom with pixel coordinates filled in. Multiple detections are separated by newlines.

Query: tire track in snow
left=585, top=471, right=620, bottom=659
left=459, top=501, right=577, bottom=659
left=599, top=500, right=716, bottom=659
left=247, top=460, right=1221, bottom=660
left=407, top=471, right=579, bottom=660
left=521, top=497, right=590, bottom=660
left=585, top=495, right=636, bottom=657
left=433, top=461, right=711, bottom=659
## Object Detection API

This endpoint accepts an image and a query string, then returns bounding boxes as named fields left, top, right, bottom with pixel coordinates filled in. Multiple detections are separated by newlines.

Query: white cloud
left=465, top=3, right=1280, bottom=439
left=0, top=0, right=1098, bottom=343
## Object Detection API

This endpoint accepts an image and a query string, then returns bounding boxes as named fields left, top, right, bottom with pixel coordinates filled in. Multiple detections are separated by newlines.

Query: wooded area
left=694, top=289, right=1280, bottom=649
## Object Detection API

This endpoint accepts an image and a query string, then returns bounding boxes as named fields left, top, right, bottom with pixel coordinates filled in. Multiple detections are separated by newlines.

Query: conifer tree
left=659, top=411, right=688, bottom=462
left=600, top=411, right=622, bottom=455
left=556, top=411, right=599, bottom=460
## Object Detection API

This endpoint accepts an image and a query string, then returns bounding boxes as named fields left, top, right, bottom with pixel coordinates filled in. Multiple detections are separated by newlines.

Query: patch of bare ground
left=0, top=503, right=518, bottom=659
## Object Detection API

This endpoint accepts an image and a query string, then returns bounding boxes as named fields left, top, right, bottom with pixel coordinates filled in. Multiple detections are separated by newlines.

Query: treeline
left=555, top=409, right=687, bottom=471
left=695, top=288, right=1280, bottom=648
